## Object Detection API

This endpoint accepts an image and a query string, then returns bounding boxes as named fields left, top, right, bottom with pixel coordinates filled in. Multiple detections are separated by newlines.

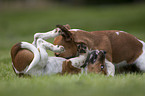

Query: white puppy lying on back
left=11, top=29, right=91, bottom=76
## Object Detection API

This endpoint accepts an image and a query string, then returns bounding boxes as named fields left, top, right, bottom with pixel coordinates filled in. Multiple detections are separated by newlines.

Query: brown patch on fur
left=14, top=49, right=34, bottom=71
left=62, top=60, right=81, bottom=74
left=106, top=31, right=143, bottom=64
left=11, top=43, right=34, bottom=73
left=63, top=24, right=71, bottom=30
left=11, top=42, right=22, bottom=63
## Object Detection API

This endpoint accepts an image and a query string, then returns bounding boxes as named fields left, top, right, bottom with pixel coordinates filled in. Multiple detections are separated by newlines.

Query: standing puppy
left=32, top=24, right=144, bottom=76
left=53, top=24, right=145, bottom=76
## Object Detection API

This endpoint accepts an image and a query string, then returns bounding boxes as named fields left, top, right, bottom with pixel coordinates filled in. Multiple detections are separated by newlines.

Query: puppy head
left=88, top=50, right=107, bottom=74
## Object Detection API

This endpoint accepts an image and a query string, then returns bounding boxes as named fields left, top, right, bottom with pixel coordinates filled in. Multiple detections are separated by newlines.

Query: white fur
left=26, top=38, right=66, bottom=75
left=21, top=42, right=40, bottom=73
left=32, top=28, right=61, bottom=46
left=134, top=40, right=145, bottom=72
left=116, top=32, right=120, bottom=35
left=69, top=29, right=86, bottom=32
left=27, top=57, right=66, bottom=76
left=69, top=29, right=80, bottom=31
left=69, top=29, right=81, bottom=32
left=116, top=31, right=126, bottom=35
left=105, top=59, right=115, bottom=76
left=69, top=52, right=88, bottom=68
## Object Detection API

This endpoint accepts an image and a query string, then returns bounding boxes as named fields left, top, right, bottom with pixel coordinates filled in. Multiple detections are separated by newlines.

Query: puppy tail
left=21, top=42, right=40, bottom=73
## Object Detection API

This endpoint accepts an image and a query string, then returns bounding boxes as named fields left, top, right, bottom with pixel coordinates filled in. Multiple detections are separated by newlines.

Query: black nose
left=55, top=53, right=60, bottom=57
left=103, top=51, right=106, bottom=54
left=100, top=50, right=106, bottom=54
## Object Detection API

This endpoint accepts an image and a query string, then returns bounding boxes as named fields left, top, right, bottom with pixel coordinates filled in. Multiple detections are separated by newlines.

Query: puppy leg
left=36, top=39, right=49, bottom=66
left=61, top=53, right=88, bottom=75
left=37, top=39, right=64, bottom=53
left=105, top=59, right=115, bottom=76
left=81, top=67, right=88, bottom=75
left=69, top=53, right=88, bottom=68
left=33, top=28, right=61, bottom=46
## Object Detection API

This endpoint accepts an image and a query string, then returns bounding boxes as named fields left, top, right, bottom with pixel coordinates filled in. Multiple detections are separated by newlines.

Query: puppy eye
left=83, top=46, right=86, bottom=49
left=77, top=45, right=81, bottom=49
left=58, top=30, right=62, bottom=33
left=101, top=65, right=104, bottom=69
left=57, top=45, right=60, bottom=47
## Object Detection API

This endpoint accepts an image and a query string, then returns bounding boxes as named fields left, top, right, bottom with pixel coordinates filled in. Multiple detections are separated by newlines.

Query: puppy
left=11, top=38, right=100, bottom=76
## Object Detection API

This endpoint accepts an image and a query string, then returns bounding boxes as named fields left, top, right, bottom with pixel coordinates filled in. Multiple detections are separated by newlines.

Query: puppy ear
left=64, top=24, right=71, bottom=30
left=56, top=24, right=73, bottom=41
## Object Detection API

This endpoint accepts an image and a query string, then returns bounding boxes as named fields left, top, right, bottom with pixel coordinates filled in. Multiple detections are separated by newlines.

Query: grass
left=0, top=3, right=145, bottom=96
left=1, top=73, right=145, bottom=96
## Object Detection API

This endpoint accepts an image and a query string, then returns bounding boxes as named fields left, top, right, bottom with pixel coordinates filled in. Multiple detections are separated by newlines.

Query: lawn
left=0, top=3, right=145, bottom=96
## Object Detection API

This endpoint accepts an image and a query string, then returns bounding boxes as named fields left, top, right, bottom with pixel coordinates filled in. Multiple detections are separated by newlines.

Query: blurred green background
left=0, top=0, right=145, bottom=54
left=0, top=0, right=145, bottom=96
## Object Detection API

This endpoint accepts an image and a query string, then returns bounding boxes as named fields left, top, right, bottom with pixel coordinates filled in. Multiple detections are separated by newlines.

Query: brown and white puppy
left=52, top=24, right=145, bottom=76
left=11, top=39, right=66, bottom=76
left=11, top=29, right=103, bottom=77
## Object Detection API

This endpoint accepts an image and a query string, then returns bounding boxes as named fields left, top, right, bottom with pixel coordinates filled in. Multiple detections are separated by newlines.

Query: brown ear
left=56, top=24, right=73, bottom=41
left=64, top=24, right=71, bottom=30
left=72, top=32, right=89, bottom=46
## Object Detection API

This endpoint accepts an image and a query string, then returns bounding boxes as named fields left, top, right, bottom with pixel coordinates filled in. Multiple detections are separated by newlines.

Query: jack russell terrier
left=11, top=28, right=105, bottom=76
